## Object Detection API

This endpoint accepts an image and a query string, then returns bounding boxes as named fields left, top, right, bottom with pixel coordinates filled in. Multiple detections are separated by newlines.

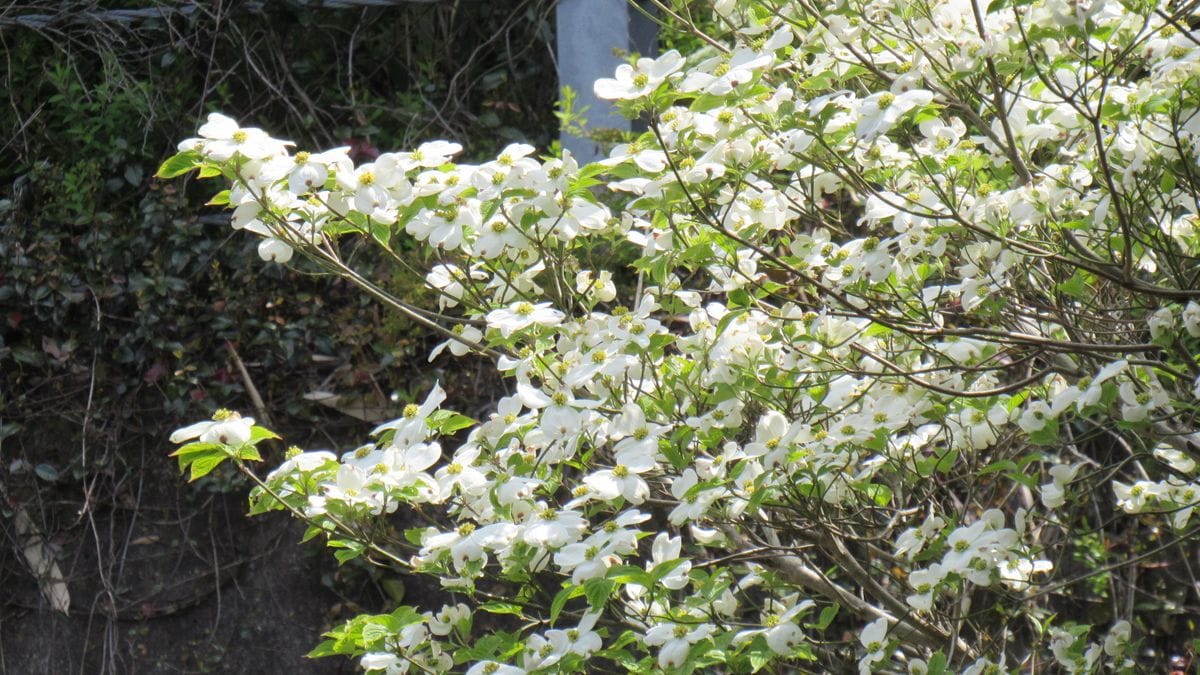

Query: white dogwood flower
left=594, top=50, right=684, bottom=100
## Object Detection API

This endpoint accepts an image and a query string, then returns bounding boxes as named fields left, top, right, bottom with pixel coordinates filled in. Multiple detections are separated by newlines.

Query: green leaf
left=361, top=621, right=395, bottom=646
left=1140, top=95, right=1171, bottom=115
left=915, top=448, right=957, bottom=477
left=748, top=647, right=771, bottom=671
left=862, top=428, right=889, bottom=452
left=727, top=287, right=751, bottom=308
left=428, top=410, right=477, bottom=434
left=605, top=564, right=653, bottom=587
left=549, top=582, right=585, bottom=625
left=936, top=448, right=958, bottom=474
left=0, top=423, right=21, bottom=442
left=331, top=539, right=366, bottom=565
left=187, top=452, right=227, bottom=481
left=650, top=558, right=689, bottom=583
left=1057, top=269, right=1093, bottom=299
left=35, top=464, right=59, bottom=482
left=170, top=441, right=223, bottom=459
left=1027, top=419, right=1060, bottom=446
left=390, top=605, right=424, bottom=626
left=800, top=71, right=834, bottom=91
left=454, top=631, right=518, bottom=663
left=170, top=441, right=229, bottom=479
left=715, top=307, right=749, bottom=337
left=404, top=527, right=426, bottom=546
left=979, top=459, right=1018, bottom=476
left=156, top=150, right=202, bottom=178
left=583, top=578, right=615, bottom=611
left=911, top=103, right=942, bottom=124
left=1006, top=388, right=1031, bottom=412
left=1161, top=171, right=1177, bottom=194
left=370, top=220, right=392, bottom=249
left=861, top=483, right=893, bottom=507
left=479, top=601, right=524, bottom=616
left=598, top=646, right=640, bottom=670
left=250, top=425, right=281, bottom=443
left=306, top=639, right=340, bottom=658
left=926, top=650, right=949, bottom=675
left=863, top=322, right=892, bottom=338
left=813, top=603, right=839, bottom=630
left=570, top=162, right=611, bottom=192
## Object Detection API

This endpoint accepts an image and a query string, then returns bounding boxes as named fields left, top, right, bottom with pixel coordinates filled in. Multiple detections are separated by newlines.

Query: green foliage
left=654, top=1, right=722, bottom=57
left=308, top=606, right=426, bottom=658
left=1, top=1, right=558, bottom=444
left=171, top=423, right=277, bottom=481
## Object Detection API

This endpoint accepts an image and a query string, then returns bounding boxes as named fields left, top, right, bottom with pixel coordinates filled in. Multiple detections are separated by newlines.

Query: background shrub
left=0, top=2, right=556, bottom=671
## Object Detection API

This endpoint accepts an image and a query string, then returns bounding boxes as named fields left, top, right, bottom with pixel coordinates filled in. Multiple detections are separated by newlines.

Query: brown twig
left=226, top=341, right=273, bottom=428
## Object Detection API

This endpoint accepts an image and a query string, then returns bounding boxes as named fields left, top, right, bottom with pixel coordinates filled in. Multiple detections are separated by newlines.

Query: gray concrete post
left=556, top=0, right=658, bottom=163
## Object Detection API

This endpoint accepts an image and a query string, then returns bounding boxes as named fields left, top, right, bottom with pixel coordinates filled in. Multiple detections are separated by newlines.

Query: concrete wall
left=556, top=0, right=657, bottom=163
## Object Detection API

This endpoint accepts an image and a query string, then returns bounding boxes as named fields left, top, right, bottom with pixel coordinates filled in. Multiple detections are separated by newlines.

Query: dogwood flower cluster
left=164, top=0, right=1200, bottom=670
left=1113, top=444, right=1200, bottom=529
left=1047, top=620, right=1137, bottom=674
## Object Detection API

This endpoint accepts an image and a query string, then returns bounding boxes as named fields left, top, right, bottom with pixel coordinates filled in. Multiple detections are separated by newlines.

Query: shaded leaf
left=156, top=149, right=202, bottom=178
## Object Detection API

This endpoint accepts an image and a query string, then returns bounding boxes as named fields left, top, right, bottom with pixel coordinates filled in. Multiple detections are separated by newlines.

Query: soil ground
left=0, top=357, right=505, bottom=674
left=1, top=481, right=352, bottom=674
